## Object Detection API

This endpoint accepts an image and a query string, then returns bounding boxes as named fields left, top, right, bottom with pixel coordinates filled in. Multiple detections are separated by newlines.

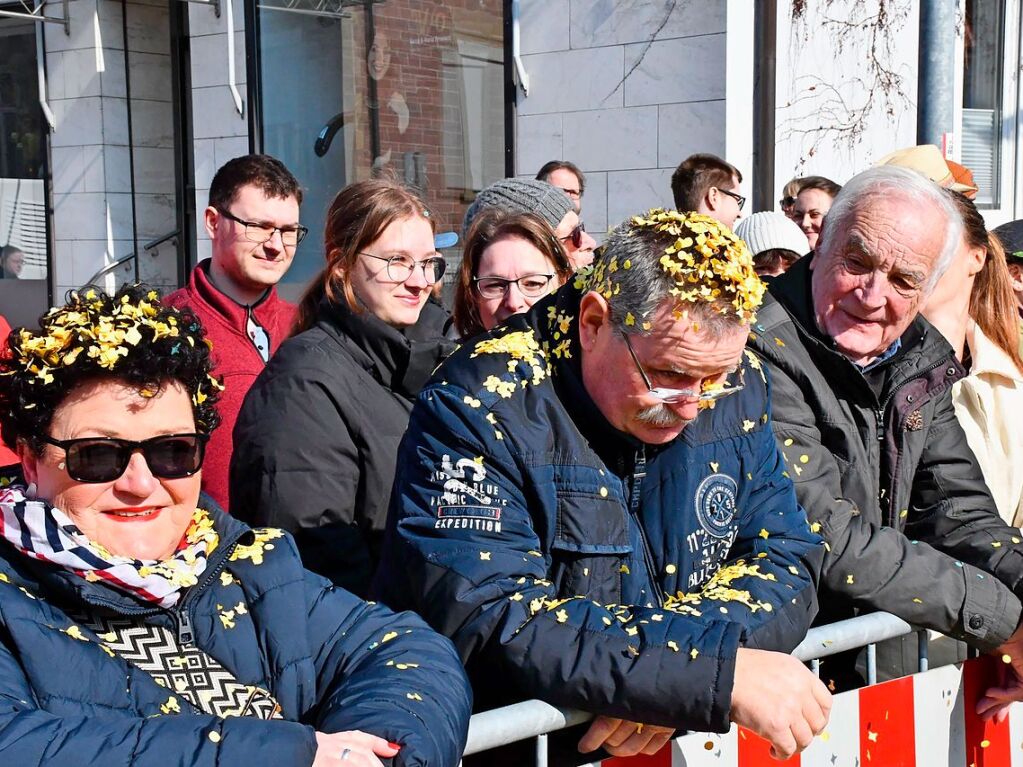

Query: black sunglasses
left=559, top=222, right=586, bottom=248
left=40, top=433, right=209, bottom=483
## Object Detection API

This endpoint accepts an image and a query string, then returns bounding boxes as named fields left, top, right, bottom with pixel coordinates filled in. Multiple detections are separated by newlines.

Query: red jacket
left=0, top=314, right=15, bottom=467
left=164, top=261, right=296, bottom=511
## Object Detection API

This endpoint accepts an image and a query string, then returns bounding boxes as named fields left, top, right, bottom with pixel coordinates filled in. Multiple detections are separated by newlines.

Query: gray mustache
left=635, top=403, right=692, bottom=429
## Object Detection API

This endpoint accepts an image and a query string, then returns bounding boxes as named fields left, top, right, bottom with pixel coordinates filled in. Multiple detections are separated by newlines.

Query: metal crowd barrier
left=462, top=611, right=926, bottom=761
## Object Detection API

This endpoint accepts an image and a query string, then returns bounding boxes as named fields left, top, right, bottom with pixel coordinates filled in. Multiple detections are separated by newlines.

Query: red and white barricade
left=594, top=657, right=1021, bottom=767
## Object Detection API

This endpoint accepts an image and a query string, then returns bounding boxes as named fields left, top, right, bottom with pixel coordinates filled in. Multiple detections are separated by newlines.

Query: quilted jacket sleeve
left=0, top=640, right=318, bottom=766
left=381, top=384, right=757, bottom=733
left=762, top=349, right=1022, bottom=652
left=302, top=570, right=472, bottom=767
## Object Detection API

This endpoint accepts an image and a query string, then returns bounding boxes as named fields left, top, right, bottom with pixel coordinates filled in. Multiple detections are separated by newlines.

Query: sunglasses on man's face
left=39, top=433, right=209, bottom=483
left=559, top=222, right=586, bottom=248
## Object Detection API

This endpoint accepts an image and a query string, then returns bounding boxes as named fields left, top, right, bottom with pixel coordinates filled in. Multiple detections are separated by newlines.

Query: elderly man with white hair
left=750, top=165, right=1023, bottom=717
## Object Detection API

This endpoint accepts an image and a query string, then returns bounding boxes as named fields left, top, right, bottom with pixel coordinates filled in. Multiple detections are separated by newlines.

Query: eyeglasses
left=360, top=252, right=447, bottom=285
left=218, top=208, right=309, bottom=248
left=474, top=273, right=555, bottom=299
left=621, top=332, right=745, bottom=404
left=558, top=187, right=582, bottom=199
left=716, top=188, right=746, bottom=211
left=40, top=433, right=209, bottom=483
left=559, top=223, right=586, bottom=248
left=780, top=196, right=797, bottom=208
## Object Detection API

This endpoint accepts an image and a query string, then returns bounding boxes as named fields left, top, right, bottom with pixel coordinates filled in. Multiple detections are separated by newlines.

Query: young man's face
left=1008, top=261, right=1023, bottom=314
left=205, top=184, right=301, bottom=294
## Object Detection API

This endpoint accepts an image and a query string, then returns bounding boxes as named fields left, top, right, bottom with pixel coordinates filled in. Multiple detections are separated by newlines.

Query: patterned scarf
left=0, top=484, right=218, bottom=608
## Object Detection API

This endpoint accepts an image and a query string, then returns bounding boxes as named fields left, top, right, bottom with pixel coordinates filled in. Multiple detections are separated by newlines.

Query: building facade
left=0, top=0, right=1016, bottom=325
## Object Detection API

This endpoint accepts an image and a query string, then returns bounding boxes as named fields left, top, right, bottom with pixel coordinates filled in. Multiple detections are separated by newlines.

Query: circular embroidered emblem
left=695, top=473, right=738, bottom=538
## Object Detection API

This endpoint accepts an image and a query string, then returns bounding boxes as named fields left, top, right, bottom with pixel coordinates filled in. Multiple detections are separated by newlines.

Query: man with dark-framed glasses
left=165, top=154, right=303, bottom=511
left=375, top=209, right=830, bottom=763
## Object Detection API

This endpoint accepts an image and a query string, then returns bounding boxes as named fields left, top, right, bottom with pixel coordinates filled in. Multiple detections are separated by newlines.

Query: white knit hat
left=734, top=212, right=810, bottom=257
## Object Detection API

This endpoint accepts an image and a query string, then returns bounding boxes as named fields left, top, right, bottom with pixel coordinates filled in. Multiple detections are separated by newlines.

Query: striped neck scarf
left=0, top=484, right=218, bottom=608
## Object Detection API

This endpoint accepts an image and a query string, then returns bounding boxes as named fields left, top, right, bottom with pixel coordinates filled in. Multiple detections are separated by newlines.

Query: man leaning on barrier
left=748, top=165, right=1023, bottom=718
left=374, top=209, right=831, bottom=761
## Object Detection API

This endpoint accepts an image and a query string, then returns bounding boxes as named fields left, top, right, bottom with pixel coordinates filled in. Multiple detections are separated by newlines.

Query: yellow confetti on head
left=577, top=209, right=764, bottom=325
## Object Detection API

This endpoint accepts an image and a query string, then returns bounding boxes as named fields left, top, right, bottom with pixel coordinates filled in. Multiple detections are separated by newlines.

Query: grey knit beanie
left=462, top=178, right=574, bottom=235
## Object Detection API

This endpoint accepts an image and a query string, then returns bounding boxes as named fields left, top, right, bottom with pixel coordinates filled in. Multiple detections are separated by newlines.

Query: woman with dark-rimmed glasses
left=452, top=209, right=574, bottom=340
left=0, top=284, right=470, bottom=767
left=230, top=179, right=455, bottom=597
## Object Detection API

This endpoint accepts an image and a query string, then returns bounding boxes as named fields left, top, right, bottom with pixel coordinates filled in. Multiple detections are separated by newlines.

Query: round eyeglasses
left=474, top=273, right=555, bottom=300
left=360, top=252, right=447, bottom=285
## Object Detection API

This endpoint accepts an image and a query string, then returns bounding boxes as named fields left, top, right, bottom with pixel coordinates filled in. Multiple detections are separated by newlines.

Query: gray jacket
left=749, top=258, right=1023, bottom=652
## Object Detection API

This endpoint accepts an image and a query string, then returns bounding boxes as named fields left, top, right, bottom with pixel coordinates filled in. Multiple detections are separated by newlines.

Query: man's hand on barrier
left=577, top=716, right=675, bottom=757
left=730, top=648, right=832, bottom=760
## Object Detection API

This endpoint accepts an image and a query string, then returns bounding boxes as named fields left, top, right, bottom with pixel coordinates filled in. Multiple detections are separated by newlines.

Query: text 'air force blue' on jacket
left=373, top=284, right=825, bottom=733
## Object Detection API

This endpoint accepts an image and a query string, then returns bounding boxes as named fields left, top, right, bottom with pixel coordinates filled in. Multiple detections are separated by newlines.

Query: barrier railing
left=462, top=611, right=924, bottom=761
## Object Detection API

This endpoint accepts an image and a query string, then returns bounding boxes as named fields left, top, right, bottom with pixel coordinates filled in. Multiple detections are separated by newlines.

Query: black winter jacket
left=749, top=258, right=1023, bottom=651
left=230, top=297, right=454, bottom=596
left=0, top=495, right=471, bottom=767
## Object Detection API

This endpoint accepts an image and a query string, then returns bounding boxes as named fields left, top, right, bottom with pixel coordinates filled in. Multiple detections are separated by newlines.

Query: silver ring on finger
left=340, top=748, right=352, bottom=761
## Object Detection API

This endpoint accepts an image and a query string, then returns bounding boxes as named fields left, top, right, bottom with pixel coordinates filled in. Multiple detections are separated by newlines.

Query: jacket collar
left=189, top=260, right=278, bottom=332
left=318, top=296, right=454, bottom=398
left=967, top=323, right=1023, bottom=383
left=535, top=284, right=645, bottom=468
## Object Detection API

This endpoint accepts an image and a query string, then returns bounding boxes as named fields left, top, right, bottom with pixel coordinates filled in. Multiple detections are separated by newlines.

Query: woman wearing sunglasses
left=230, top=179, right=454, bottom=597
left=0, top=285, right=470, bottom=767
left=452, top=210, right=574, bottom=339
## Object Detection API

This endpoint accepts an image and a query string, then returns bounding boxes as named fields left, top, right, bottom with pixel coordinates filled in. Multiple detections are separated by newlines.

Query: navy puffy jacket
left=0, top=501, right=471, bottom=766
left=373, top=284, right=825, bottom=733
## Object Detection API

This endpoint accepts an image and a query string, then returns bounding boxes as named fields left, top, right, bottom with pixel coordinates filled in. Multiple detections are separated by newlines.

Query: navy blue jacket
left=373, top=285, right=824, bottom=733
left=0, top=500, right=471, bottom=766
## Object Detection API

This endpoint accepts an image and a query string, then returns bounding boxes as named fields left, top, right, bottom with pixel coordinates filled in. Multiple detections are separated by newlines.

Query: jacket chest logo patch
left=695, top=473, right=738, bottom=539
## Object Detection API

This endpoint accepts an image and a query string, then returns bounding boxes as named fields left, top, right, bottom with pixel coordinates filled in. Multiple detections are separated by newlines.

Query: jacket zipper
left=628, top=448, right=667, bottom=606
left=876, top=357, right=949, bottom=525
left=78, top=530, right=245, bottom=647
left=173, top=543, right=237, bottom=646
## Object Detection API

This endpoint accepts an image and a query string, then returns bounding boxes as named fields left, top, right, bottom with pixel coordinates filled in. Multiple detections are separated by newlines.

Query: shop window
left=0, top=16, right=50, bottom=325
left=962, top=0, right=1004, bottom=208
left=255, top=0, right=507, bottom=295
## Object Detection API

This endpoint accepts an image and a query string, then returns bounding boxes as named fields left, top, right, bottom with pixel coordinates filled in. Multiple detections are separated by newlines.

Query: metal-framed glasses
left=360, top=252, right=447, bottom=285
left=621, top=332, right=745, bottom=404
left=40, top=433, right=209, bottom=483
left=716, top=188, right=746, bottom=211
left=474, top=273, right=555, bottom=299
left=218, top=208, right=308, bottom=248
left=559, top=223, right=586, bottom=248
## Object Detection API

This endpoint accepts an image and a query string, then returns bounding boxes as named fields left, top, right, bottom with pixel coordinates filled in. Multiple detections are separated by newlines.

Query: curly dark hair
left=0, top=284, right=222, bottom=453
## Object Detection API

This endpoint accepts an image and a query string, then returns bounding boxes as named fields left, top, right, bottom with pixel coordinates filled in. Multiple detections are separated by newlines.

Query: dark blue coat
left=0, top=501, right=471, bottom=766
left=373, top=284, right=824, bottom=733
